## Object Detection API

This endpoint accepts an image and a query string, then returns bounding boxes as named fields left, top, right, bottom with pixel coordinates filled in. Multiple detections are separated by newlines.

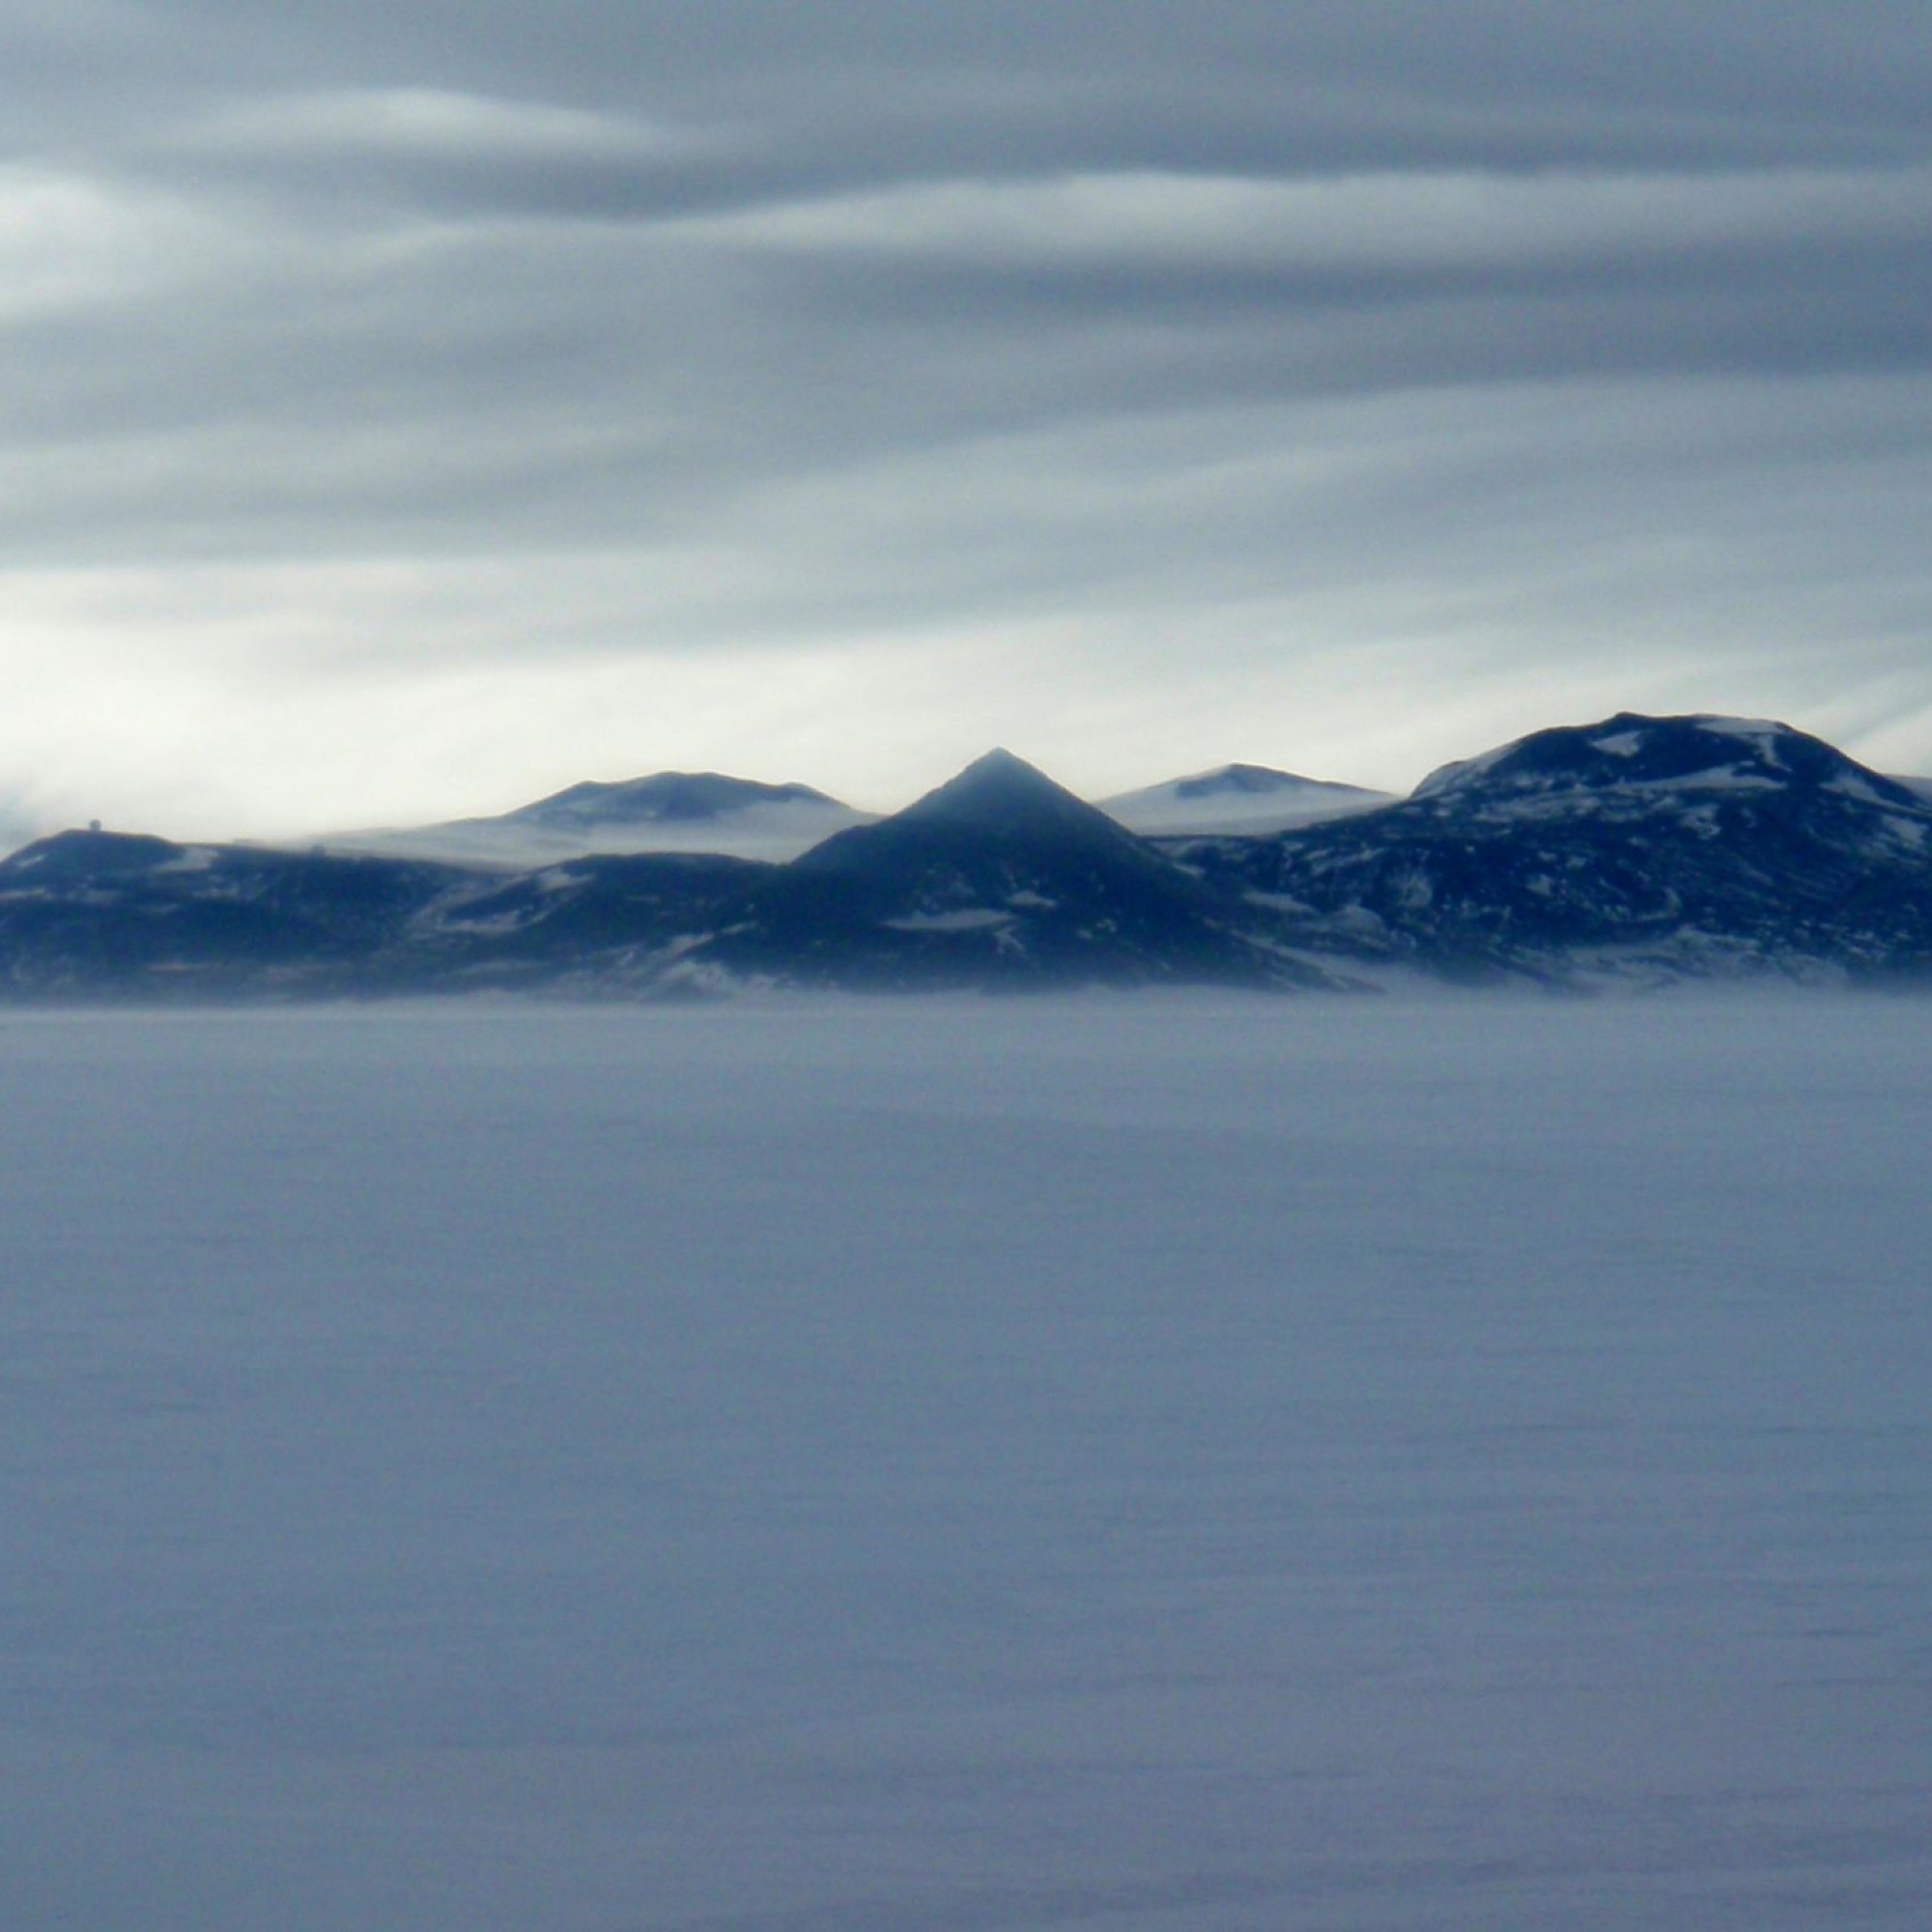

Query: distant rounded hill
left=1411, top=712, right=1923, bottom=808
left=317, top=772, right=877, bottom=867
left=505, top=772, right=845, bottom=829
left=1100, top=763, right=1392, bottom=837
left=1168, top=712, right=1932, bottom=987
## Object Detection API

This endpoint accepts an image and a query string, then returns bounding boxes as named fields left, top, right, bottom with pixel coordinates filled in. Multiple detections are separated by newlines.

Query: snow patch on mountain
left=154, top=846, right=221, bottom=874
left=1698, top=716, right=1791, bottom=764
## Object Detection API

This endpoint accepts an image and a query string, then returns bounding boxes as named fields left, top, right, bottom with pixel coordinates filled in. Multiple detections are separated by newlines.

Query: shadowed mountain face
left=2, top=718, right=1930, bottom=998
left=0, top=835, right=469, bottom=997
left=798, top=749, right=1194, bottom=891
left=713, top=748, right=1338, bottom=991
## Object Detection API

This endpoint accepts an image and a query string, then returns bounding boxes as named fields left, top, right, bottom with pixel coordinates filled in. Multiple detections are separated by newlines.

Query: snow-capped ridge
left=1412, top=712, right=1922, bottom=810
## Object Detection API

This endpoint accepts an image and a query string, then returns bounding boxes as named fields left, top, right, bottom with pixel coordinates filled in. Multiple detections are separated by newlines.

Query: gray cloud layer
left=3, top=2, right=1929, bottom=836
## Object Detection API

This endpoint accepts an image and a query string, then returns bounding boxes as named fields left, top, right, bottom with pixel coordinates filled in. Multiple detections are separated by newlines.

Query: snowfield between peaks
left=2, top=995, right=1929, bottom=1931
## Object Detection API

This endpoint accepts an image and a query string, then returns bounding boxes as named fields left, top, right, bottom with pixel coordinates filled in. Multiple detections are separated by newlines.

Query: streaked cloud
left=0, top=0, right=1928, bottom=839
left=689, top=164, right=1932, bottom=277
left=187, top=88, right=684, bottom=163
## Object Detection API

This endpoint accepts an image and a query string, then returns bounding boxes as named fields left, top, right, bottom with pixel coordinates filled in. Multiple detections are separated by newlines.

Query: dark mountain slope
left=410, top=850, right=772, bottom=991
left=0, top=833, right=466, bottom=996
left=704, top=749, right=1337, bottom=989
left=1176, top=714, right=1932, bottom=984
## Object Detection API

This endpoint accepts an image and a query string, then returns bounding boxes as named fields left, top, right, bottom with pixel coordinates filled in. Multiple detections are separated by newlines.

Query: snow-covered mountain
left=0, top=830, right=471, bottom=997
left=419, top=751, right=1344, bottom=996
left=1169, top=713, right=1932, bottom=987
left=1101, top=763, right=1391, bottom=837
left=762, top=748, right=1341, bottom=988
left=3, top=717, right=1929, bottom=997
left=317, top=772, right=874, bottom=867
left=1408, top=713, right=1918, bottom=808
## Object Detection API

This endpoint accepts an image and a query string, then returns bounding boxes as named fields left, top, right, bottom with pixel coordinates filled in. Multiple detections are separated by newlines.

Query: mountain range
left=313, top=759, right=1389, bottom=867
left=320, top=771, right=877, bottom=868
left=2, top=713, right=1929, bottom=999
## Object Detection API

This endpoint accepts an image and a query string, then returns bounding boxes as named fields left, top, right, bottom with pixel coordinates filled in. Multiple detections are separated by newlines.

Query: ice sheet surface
left=1, top=995, right=1928, bottom=1929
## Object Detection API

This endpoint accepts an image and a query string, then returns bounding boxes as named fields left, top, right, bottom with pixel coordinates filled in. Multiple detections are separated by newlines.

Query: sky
left=4, top=1, right=1930, bottom=842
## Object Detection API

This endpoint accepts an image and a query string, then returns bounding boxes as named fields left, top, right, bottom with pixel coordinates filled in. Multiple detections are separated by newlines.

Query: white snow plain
left=1, top=994, right=1929, bottom=1931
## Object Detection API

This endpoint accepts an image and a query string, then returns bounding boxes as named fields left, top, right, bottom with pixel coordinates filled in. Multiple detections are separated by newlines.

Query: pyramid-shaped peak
left=899, top=748, right=1115, bottom=833
left=931, top=747, right=1052, bottom=791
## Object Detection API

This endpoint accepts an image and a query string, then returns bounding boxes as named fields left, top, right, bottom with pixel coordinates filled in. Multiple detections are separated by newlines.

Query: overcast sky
left=5, top=1, right=1930, bottom=839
